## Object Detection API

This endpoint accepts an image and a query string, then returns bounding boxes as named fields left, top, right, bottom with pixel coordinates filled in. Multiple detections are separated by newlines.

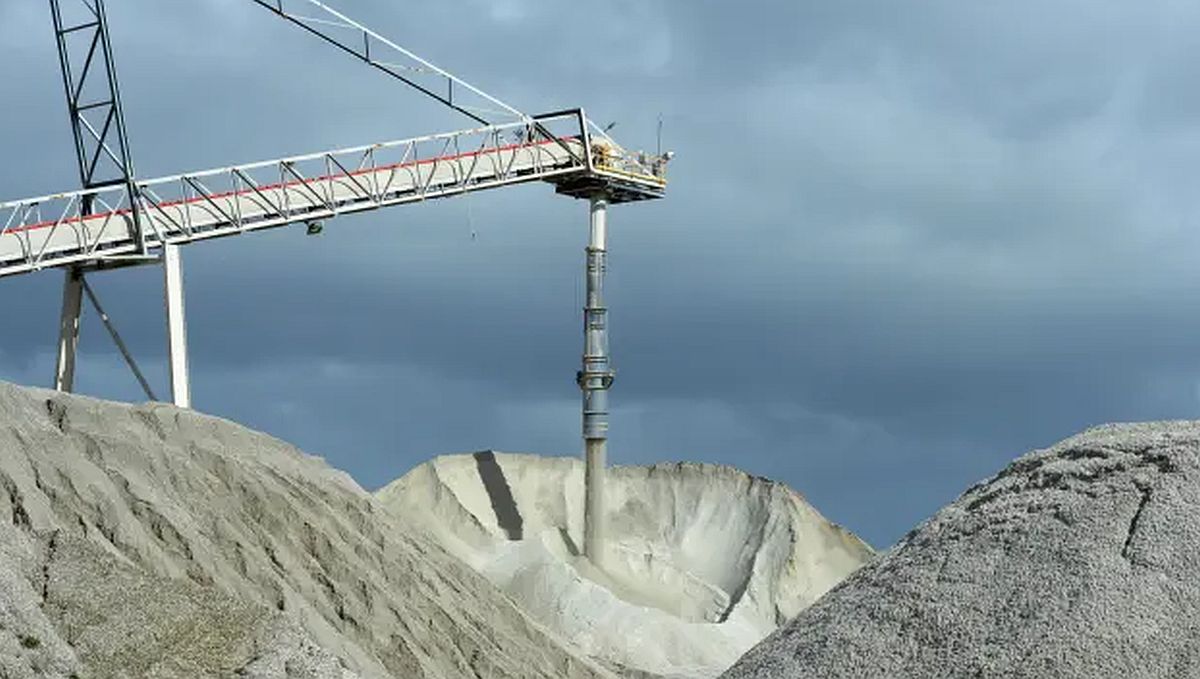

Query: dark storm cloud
left=5, top=1, right=1200, bottom=544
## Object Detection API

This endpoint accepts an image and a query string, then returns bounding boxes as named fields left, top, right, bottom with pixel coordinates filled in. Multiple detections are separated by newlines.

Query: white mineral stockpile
left=723, top=422, right=1200, bottom=679
left=377, top=452, right=873, bottom=678
left=0, top=382, right=610, bottom=679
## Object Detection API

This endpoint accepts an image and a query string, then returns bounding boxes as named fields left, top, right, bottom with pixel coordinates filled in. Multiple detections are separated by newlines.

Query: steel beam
left=48, top=0, right=143, bottom=248
left=80, top=277, right=157, bottom=401
left=246, top=0, right=525, bottom=126
left=579, top=195, right=612, bottom=566
left=162, top=243, right=190, bottom=408
left=53, top=268, right=84, bottom=393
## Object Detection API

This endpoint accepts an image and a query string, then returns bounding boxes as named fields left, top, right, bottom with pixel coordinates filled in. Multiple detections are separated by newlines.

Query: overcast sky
left=4, top=1, right=1200, bottom=546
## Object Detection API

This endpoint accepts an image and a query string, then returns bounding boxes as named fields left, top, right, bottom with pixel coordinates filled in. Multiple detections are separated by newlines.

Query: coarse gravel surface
left=723, top=421, right=1200, bottom=679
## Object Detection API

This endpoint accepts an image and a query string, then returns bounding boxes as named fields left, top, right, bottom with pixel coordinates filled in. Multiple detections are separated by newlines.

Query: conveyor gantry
left=9, top=0, right=671, bottom=571
left=0, top=111, right=665, bottom=279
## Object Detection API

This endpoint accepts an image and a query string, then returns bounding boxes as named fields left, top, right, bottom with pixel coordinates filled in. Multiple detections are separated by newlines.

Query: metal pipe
left=579, top=195, right=612, bottom=566
left=585, top=438, right=606, bottom=564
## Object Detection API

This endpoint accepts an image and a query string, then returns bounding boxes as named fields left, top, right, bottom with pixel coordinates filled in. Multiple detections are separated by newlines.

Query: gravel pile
left=0, top=381, right=610, bottom=679
left=723, top=422, right=1200, bottom=679
left=379, top=452, right=872, bottom=677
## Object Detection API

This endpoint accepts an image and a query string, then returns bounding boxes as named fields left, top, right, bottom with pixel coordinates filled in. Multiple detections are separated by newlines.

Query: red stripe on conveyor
left=2, top=136, right=575, bottom=236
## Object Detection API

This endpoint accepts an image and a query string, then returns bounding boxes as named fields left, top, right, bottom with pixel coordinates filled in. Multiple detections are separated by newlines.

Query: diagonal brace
left=80, top=276, right=158, bottom=401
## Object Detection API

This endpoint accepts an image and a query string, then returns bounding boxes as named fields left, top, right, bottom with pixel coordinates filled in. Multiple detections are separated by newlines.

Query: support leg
left=54, top=268, right=84, bottom=393
left=579, top=196, right=611, bottom=566
left=162, top=243, right=190, bottom=408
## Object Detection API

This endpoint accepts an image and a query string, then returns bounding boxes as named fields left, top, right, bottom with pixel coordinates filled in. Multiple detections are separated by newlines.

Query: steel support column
left=579, top=195, right=612, bottom=566
left=48, top=0, right=143, bottom=394
left=162, top=243, right=190, bottom=408
left=53, top=268, right=84, bottom=393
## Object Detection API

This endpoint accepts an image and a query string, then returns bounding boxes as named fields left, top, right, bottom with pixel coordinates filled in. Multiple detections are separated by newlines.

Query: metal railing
left=0, top=111, right=590, bottom=277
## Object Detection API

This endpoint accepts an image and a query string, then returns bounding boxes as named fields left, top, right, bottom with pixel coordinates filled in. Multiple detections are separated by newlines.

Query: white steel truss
left=0, top=110, right=670, bottom=279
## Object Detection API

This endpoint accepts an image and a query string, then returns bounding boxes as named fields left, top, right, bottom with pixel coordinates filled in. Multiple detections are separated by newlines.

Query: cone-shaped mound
left=377, top=452, right=872, bottom=678
left=723, top=422, right=1200, bottom=679
left=0, top=382, right=609, bottom=679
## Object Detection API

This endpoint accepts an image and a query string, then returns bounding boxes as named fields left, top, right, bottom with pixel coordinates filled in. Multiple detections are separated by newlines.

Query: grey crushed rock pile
left=0, top=381, right=611, bottom=679
left=2, top=524, right=345, bottom=678
left=722, top=421, right=1200, bottom=679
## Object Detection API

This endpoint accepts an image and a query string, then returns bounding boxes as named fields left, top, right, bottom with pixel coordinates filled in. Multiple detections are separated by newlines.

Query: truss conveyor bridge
left=0, top=110, right=663, bottom=280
